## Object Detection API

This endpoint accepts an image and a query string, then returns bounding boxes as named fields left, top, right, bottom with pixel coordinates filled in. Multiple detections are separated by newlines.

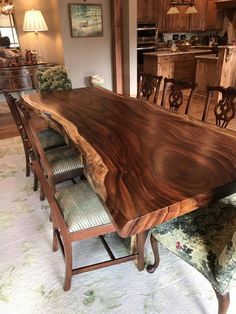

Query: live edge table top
left=22, top=87, right=236, bottom=237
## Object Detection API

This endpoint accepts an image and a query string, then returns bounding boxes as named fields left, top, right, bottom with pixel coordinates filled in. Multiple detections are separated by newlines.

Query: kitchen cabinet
left=137, top=0, right=162, bottom=23
left=195, top=55, right=219, bottom=95
left=161, top=0, right=189, bottom=32
left=189, top=0, right=207, bottom=31
left=143, top=0, right=219, bottom=32
left=205, top=0, right=217, bottom=29
left=143, top=49, right=213, bottom=91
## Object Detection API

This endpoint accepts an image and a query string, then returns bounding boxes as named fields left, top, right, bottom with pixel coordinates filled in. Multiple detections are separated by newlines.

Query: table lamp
left=23, top=9, right=48, bottom=62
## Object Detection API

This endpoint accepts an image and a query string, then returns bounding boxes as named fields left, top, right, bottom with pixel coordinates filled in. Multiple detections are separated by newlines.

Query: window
left=0, top=13, right=19, bottom=48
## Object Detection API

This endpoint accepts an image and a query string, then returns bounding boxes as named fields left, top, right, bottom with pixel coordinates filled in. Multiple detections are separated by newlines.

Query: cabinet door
left=189, top=0, right=207, bottom=31
left=137, top=0, right=161, bottom=23
left=205, top=0, right=217, bottom=30
left=148, top=0, right=162, bottom=23
left=137, top=0, right=149, bottom=22
left=162, top=0, right=189, bottom=32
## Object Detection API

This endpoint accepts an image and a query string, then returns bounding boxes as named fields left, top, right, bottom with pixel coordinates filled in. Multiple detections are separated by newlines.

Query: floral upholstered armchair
left=37, top=65, right=72, bottom=93
left=147, top=194, right=236, bottom=314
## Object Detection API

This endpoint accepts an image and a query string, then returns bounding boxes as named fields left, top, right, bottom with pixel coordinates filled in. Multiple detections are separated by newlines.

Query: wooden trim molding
left=110, top=0, right=123, bottom=94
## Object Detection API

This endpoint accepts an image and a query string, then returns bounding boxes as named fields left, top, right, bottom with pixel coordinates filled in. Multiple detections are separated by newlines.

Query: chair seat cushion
left=55, top=181, right=112, bottom=232
left=37, top=128, right=65, bottom=151
left=45, top=145, right=83, bottom=176
left=152, top=194, right=236, bottom=295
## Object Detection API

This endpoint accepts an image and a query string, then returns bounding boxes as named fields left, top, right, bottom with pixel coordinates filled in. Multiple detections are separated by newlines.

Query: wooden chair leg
left=63, top=241, right=73, bottom=292
left=52, top=227, right=58, bottom=252
left=136, top=231, right=148, bottom=271
left=25, top=151, right=30, bottom=177
left=33, top=173, right=38, bottom=191
left=146, top=233, right=160, bottom=273
left=40, top=185, right=45, bottom=201
left=215, top=290, right=230, bottom=314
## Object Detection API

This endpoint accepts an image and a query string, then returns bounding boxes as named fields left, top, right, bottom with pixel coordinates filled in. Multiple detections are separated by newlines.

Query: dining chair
left=137, top=72, right=163, bottom=104
left=37, top=65, right=72, bottom=93
left=4, top=91, right=65, bottom=186
left=202, top=86, right=236, bottom=128
left=30, top=149, right=146, bottom=291
left=17, top=99, right=84, bottom=200
left=147, top=196, right=236, bottom=314
left=160, top=78, right=196, bottom=114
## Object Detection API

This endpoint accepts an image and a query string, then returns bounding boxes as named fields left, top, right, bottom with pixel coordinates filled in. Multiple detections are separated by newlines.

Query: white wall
left=14, top=0, right=64, bottom=64
left=122, top=0, right=137, bottom=97
left=57, top=0, right=113, bottom=89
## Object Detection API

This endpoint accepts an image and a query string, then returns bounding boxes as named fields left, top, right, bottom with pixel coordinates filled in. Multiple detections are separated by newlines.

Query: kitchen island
left=195, top=46, right=236, bottom=96
left=195, top=54, right=218, bottom=96
left=143, top=48, right=213, bottom=90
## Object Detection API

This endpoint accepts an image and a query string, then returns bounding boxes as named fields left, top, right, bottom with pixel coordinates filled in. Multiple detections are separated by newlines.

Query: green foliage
left=37, top=65, right=72, bottom=93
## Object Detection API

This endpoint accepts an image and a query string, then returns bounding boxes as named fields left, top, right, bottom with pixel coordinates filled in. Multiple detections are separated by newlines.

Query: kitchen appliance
left=173, top=34, right=179, bottom=41
left=137, top=22, right=158, bottom=71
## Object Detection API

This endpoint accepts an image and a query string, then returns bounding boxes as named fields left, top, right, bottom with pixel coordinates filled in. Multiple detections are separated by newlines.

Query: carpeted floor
left=0, top=137, right=235, bottom=314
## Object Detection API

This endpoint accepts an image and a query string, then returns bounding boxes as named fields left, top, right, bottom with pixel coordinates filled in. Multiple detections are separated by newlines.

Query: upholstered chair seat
left=55, top=181, right=111, bottom=232
left=45, top=145, right=83, bottom=177
left=37, top=128, right=65, bottom=151
left=149, top=194, right=236, bottom=313
left=31, top=158, right=145, bottom=291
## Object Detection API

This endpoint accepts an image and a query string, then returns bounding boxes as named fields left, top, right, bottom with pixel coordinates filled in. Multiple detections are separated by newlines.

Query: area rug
left=0, top=137, right=235, bottom=314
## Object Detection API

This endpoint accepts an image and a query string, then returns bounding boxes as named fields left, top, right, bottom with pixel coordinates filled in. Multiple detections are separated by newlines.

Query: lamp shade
left=23, top=9, right=48, bottom=32
left=167, top=6, right=180, bottom=14
left=185, top=6, right=198, bottom=14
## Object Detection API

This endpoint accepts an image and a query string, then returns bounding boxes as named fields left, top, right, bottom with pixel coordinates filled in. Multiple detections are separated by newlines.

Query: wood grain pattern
left=22, top=88, right=236, bottom=237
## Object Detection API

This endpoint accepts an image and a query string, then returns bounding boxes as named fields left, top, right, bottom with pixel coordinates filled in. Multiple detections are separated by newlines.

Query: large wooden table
left=22, top=87, right=236, bottom=237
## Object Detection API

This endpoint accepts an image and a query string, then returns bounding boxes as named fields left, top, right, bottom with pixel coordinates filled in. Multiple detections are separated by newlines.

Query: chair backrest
left=4, top=91, right=32, bottom=152
left=202, top=86, right=236, bottom=128
left=17, top=99, right=54, bottom=180
left=137, top=72, right=163, bottom=104
left=160, top=78, right=196, bottom=115
left=37, top=65, right=72, bottom=93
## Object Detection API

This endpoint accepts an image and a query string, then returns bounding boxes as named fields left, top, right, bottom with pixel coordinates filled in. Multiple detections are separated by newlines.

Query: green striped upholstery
left=45, top=146, right=83, bottom=176
left=152, top=194, right=236, bottom=295
left=55, top=181, right=112, bottom=232
left=37, top=128, right=65, bottom=151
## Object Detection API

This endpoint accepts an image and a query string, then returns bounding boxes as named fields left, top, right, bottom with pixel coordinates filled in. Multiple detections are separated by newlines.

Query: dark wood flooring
left=0, top=111, right=47, bottom=140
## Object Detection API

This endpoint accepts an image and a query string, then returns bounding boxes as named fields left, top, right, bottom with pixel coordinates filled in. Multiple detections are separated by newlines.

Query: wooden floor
left=0, top=111, right=47, bottom=140
left=0, top=93, right=236, bottom=140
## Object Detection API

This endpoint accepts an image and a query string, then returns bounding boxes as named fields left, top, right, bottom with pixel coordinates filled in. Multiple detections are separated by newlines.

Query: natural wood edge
left=21, top=94, right=109, bottom=201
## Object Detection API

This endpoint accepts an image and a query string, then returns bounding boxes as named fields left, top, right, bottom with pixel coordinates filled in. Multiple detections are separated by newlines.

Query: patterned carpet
left=0, top=137, right=235, bottom=314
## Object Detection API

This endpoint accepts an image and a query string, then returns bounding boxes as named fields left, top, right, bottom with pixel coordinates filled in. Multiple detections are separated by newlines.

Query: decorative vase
left=90, top=75, right=104, bottom=87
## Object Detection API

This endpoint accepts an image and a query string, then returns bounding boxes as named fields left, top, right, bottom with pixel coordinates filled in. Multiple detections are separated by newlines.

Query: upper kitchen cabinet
left=205, top=0, right=217, bottom=29
left=189, top=0, right=207, bottom=31
left=162, top=0, right=189, bottom=32
left=138, top=0, right=219, bottom=32
left=137, top=0, right=162, bottom=24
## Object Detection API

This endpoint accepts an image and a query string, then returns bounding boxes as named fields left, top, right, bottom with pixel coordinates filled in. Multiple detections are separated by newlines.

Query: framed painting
left=69, top=4, right=103, bottom=38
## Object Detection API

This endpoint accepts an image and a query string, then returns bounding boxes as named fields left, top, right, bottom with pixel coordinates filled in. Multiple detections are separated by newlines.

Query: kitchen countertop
left=195, top=54, right=218, bottom=60
left=144, top=49, right=212, bottom=57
